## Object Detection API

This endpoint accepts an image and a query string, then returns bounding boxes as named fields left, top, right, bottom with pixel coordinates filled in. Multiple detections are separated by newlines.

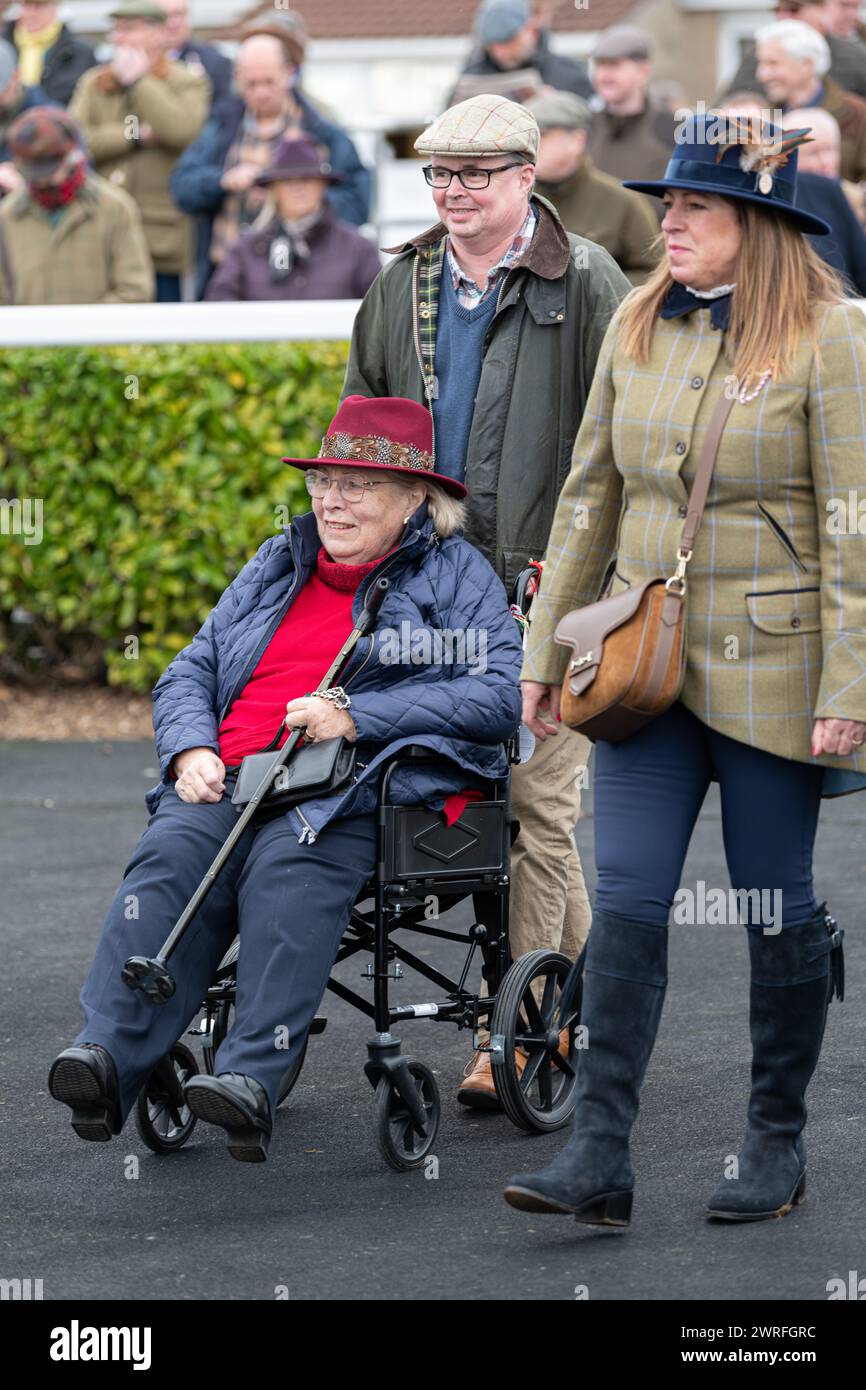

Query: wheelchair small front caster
left=134, top=1042, right=199, bottom=1154
left=374, top=1060, right=441, bottom=1171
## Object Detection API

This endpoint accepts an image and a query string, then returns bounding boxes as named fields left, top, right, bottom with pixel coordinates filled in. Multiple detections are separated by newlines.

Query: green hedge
left=0, top=340, right=348, bottom=691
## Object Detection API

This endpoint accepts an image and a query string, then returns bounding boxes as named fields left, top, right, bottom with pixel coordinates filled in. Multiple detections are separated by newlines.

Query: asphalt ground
left=1, top=739, right=864, bottom=1306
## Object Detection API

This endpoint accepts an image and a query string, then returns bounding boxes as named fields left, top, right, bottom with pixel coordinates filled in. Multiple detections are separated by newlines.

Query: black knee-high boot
left=503, top=907, right=668, bottom=1226
left=706, top=905, right=844, bottom=1221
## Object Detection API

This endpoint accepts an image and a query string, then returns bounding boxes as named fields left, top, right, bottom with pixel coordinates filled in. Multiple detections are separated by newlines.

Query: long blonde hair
left=619, top=199, right=845, bottom=391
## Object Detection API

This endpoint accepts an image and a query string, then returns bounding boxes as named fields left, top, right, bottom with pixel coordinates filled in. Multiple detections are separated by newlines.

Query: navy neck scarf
left=660, top=280, right=732, bottom=332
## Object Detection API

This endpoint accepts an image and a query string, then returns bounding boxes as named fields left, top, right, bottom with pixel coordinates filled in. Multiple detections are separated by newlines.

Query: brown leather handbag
left=555, top=390, right=736, bottom=742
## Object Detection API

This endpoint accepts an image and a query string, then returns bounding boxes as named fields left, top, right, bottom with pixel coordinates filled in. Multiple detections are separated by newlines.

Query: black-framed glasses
left=422, top=162, right=524, bottom=189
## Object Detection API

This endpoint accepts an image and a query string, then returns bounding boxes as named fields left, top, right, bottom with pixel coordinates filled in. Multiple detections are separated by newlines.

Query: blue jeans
left=74, top=784, right=377, bottom=1125
left=592, top=702, right=823, bottom=927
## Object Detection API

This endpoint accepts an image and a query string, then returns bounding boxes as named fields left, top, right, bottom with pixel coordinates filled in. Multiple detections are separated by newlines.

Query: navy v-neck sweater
left=431, top=270, right=499, bottom=483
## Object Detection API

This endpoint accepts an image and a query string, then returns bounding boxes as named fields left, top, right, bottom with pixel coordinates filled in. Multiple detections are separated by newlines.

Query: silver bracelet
left=306, top=686, right=351, bottom=710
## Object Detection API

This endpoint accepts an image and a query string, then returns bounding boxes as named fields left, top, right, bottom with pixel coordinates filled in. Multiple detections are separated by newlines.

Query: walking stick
left=122, top=576, right=391, bottom=1004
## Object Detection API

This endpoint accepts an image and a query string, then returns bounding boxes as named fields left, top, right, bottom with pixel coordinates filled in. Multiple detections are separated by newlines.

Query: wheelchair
left=132, top=739, right=582, bottom=1170
left=132, top=562, right=582, bottom=1169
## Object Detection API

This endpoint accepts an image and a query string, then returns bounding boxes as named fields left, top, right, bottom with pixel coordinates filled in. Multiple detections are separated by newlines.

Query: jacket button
left=691, top=376, right=703, bottom=388
left=791, top=616, right=801, bottom=628
left=420, top=308, right=430, bottom=319
left=675, top=441, right=687, bottom=455
left=677, top=504, right=688, bottom=518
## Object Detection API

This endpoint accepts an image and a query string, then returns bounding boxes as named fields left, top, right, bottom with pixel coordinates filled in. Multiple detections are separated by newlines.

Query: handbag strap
left=678, top=389, right=737, bottom=561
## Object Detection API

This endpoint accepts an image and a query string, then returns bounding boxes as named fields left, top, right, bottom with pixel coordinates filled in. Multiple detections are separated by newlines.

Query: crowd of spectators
left=1, top=0, right=866, bottom=306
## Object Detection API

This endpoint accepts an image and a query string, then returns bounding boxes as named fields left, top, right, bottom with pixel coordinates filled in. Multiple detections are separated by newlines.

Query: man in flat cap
left=450, top=0, right=591, bottom=105
left=586, top=25, right=676, bottom=202
left=68, top=0, right=209, bottom=301
left=343, top=92, right=630, bottom=1107
left=529, top=89, right=661, bottom=283
left=0, top=105, right=153, bottom=303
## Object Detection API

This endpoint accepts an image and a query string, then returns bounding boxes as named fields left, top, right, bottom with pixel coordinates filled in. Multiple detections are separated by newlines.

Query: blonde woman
left=504, top=115, right=866, bottom=1226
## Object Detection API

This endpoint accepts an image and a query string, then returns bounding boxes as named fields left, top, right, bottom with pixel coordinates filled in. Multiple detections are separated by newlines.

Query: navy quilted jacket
left=145, top=508, right=523, bottom=842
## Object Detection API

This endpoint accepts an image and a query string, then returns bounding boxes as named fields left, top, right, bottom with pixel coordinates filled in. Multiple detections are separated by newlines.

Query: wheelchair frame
left=133, top=743, right=581, bottom=1169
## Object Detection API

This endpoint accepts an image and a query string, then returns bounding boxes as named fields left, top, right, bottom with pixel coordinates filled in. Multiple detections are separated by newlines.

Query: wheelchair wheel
left=490, top=949, right=578, bottom=1134
left=210, top=999, right=307, bottom=1108
left=134, top=1042, right=198, bottom=1154
left=374, top=1060, right=440, bottom=1172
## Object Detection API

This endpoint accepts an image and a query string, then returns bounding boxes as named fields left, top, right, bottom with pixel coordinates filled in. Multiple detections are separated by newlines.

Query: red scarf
left=30, top=161, right=87, bottom=211
left=316, top=545, right=397, bottom=591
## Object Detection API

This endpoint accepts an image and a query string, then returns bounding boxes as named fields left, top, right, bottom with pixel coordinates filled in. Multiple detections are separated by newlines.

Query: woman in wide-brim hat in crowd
left=204, top=134, right=381, bottom=302
left=505, top=113, right=866, bottom=1225
left=48, top=396, right=522, bottom=1162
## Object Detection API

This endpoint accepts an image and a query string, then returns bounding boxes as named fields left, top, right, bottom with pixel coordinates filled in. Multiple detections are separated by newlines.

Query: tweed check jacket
left=522, top=297, right=866, bottom=776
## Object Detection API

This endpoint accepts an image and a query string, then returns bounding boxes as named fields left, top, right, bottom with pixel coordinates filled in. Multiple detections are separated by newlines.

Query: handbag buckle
left=570, top=650, right=594, bottom=672
left=665, top=548, right=692, bottom=593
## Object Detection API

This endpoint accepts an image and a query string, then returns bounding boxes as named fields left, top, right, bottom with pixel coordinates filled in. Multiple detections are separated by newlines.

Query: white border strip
left=0, top=297, right=864, bottom=348
left=0, top=300, right=361, bottom=346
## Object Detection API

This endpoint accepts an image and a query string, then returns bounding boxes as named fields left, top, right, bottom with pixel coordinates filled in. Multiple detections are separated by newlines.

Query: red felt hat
left=282, top=395, right=467, bottom=499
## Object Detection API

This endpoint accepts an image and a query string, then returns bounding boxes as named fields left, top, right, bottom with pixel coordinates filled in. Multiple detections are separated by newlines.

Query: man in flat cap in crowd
left=528, top=89, right=661, bottom=283
left=0, top=105, right=153, bottom=303
left=586, top=24, right=676, bottom=206
left=343, top=93, right=630, bottom=1106
left=69, top=0, right=209, bottom=301
left=450, top=0, right=592, bottom=105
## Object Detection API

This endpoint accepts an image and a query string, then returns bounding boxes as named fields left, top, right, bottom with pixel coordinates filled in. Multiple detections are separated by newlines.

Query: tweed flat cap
left=415, top=94, right=539, bottom=162
left=526, top=90, right=592, bottom=133
left=592, top=25, right=652, bottom=62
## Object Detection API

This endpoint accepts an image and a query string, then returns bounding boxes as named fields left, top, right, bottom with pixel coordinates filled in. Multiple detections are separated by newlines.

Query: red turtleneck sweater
left=217, top=546, right=390, bottom=767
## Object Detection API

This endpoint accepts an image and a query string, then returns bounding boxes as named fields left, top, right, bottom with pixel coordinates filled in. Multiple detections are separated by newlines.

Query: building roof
left=221, top=0, right=641, bottom=41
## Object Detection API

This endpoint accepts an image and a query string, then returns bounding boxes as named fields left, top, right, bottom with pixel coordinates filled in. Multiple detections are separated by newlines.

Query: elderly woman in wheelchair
left=48, top=396, right=526, bottom=1163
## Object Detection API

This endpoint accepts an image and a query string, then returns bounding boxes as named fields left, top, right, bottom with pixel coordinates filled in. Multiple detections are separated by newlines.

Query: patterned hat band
left=319, top=430, right=435, bottom=474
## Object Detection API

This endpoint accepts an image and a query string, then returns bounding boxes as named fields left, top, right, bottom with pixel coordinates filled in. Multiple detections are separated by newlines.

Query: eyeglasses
left=422, top=162, right=524, bottom=189
left=305, top=469, right=391, bottom=501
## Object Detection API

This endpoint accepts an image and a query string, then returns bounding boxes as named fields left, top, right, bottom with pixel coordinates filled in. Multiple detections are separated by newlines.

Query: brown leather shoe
left=457, top=1048, right=527, bottom=1110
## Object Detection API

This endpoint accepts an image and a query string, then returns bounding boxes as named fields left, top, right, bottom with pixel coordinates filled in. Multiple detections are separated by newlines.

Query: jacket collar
left=251, top=202, right=332, bottom=253
left=383, top=193, right=571, bottom=281
left=94, top=54, right=170, bottom=92
left=660, top=279, right=732, bottom=331
left=286, top=505, right=436, bottom=574
left=537, top=155, right=595, bottom=200
left=11, top=175, right=100, bottom=220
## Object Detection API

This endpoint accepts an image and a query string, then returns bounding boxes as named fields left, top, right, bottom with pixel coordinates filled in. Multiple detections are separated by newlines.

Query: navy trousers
left=74, top=782, right=377, bottom=1126
left=592, top=702, right=824, bottom=927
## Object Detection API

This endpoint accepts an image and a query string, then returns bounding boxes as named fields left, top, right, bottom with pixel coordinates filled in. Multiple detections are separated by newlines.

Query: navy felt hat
left=623, top=113, right=831, bottom=237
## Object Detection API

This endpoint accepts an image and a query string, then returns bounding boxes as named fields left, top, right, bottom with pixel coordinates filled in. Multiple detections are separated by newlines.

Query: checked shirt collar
left=445, top=203, right=538, bottom=310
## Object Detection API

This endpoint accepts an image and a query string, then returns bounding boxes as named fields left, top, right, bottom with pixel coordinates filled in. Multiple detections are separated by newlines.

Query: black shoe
left=48, top=1044, right=120, bottom=1142
left=504, top=908, right=668, bottom=1227
left=184, top=1072, right=272, bottom=1163
left=706, top=907, right=842, bottom=1222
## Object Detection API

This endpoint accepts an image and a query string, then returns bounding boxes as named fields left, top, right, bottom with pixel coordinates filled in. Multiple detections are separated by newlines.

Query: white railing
left=0, top=298, right=864, bottom=348
left=0, top=300, right=361, bottom=347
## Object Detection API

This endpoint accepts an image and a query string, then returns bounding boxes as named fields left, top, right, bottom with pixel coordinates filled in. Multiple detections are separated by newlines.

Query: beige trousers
left=476, top=714, right=593, bottom=1044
